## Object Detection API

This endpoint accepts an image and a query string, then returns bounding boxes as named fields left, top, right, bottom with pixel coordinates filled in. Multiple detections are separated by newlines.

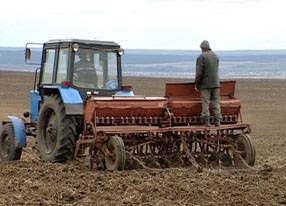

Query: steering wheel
left=75, top=66, right=95, bottom=72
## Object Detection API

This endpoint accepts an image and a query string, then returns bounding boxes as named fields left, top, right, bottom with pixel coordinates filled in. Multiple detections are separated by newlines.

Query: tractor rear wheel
left=104, top=135, right=126, bottom=171
left=37, top=94, right=76, bottom=162
left=0, top=123, right=22, bottom=161
left=233, top=134, right=256, bottom=167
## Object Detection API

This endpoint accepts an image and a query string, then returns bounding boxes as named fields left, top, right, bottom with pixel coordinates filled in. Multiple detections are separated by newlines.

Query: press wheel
left=233, top=134, right=256, bottom=167
left=104, top=135, right=126, bottom=171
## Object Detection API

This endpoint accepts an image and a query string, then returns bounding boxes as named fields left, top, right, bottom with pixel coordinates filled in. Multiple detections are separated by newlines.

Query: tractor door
left=40, top=46, right=56, bottom=86
left=38, top=43, right=71, bottom=92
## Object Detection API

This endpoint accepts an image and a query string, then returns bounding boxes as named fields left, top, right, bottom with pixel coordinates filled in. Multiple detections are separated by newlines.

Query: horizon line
left=1, top=46, right=286, bottom=52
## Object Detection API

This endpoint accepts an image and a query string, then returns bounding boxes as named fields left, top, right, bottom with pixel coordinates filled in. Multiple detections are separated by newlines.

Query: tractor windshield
left=73, top=49, right=119, bottom=90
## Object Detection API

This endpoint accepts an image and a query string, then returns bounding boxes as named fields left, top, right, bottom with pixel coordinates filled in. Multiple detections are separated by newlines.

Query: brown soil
left=0, top=71, right=286, bottom=205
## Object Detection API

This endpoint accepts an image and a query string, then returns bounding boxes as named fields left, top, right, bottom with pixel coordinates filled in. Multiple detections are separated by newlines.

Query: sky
left=0, top=0, right=285, bottom=50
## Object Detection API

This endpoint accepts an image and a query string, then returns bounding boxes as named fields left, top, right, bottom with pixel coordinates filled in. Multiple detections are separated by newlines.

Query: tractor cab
left=25, top=39, right=128, bottom=123
left=26, top=39, right=124, bottom=97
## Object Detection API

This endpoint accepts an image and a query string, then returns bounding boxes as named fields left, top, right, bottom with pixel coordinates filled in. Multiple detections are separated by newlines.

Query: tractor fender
left=58, top=87, right=84, bottom=115
left=7, top=116, right=26, bottom=148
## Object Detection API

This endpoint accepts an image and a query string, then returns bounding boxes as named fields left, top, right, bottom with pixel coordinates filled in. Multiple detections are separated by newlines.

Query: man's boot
left=204, top=116, right=211, bottom=127
left=214, top=117, right=221, bottom=127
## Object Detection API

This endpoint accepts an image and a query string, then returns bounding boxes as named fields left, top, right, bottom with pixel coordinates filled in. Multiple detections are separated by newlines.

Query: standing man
left=195, top=40, right=221, bottom=127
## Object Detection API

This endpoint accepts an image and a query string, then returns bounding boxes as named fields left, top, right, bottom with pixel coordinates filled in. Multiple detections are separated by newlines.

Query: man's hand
left=195, top=85, right=199, bottom=91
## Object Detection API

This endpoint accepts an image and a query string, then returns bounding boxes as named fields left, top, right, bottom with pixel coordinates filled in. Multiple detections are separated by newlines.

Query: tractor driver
left=74, top=51, right=94, bottom=70
left=73, top=50, right=98, bottom=86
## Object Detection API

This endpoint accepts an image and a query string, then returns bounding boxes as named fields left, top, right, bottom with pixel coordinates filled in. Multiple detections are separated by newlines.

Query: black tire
left=37, top=94, right=76, bottom=162
left=233, top=134, right=256, bottom=167
left=104, top=135, right=126, bottom=171
left=0, top=123, right=22, bottom=161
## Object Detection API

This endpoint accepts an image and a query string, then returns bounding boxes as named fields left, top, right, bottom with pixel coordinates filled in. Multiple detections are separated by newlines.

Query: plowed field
left=0, top=71, right=285, bottom=205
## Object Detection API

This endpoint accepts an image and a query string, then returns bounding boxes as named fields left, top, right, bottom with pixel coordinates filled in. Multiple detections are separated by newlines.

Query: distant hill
left=1, top=47, right=286, bottom=79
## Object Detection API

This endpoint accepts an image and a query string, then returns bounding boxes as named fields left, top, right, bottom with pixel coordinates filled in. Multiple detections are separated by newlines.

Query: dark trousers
left=200, top=88, right=222, bottom=120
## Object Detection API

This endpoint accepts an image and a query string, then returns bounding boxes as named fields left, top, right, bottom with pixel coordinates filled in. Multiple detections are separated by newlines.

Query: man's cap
left=200, top=40, right=211, bottom=50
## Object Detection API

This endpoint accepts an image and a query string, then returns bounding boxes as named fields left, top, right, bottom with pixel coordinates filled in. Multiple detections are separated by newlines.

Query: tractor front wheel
left=0, top=123, right=22, bottom=161
left=104, top=135, right=126, bottom=171
left=37, top=94, right=76, bottom=162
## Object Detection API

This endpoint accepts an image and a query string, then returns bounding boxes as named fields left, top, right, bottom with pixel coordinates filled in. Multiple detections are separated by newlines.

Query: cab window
left=73, top=49, right=118, bottom=90
left=56, top=48, right=68, bottom=83
left=42, top=49, right=56, bottom=84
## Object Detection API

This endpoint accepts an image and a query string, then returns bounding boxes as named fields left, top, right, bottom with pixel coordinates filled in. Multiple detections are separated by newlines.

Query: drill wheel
left=104, top=135, right=126, bottom=171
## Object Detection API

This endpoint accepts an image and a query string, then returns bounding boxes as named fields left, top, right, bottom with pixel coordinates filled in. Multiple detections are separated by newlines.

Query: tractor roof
left=46, top=39, right=120, bottom=47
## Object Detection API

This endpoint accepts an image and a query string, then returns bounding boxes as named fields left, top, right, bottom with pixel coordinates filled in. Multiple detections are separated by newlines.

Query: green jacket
left=195, top=50, right=220, bottom=89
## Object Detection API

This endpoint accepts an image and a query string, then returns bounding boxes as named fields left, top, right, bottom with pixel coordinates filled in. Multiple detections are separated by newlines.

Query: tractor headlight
left=118, top=49, right=124, bottom=56
left=86, top=91, right=92, bottom=96
left=72, top=43, right=79, bottom=52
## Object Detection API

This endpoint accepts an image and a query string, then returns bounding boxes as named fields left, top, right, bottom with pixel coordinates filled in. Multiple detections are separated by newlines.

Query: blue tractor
left=0, top=39, right=130, bottom=162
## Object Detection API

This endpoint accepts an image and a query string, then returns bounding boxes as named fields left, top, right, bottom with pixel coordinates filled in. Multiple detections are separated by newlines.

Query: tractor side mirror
left=25, top=48, right=32, bottom=61
left=25, top=43, right=43, bottom=65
